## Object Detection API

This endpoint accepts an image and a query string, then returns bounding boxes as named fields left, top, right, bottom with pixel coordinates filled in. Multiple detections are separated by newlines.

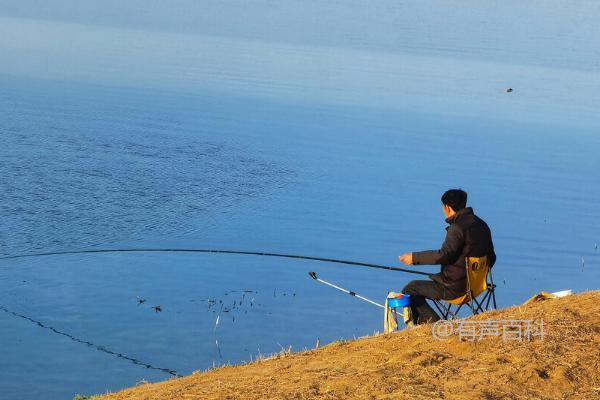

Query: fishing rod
left=0, top=248, right=432, bottom=276
left=308, top=271, right=384, bottom=308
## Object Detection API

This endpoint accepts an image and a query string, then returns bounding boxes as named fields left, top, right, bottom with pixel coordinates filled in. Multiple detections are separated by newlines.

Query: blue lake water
left=1, top=2, right=599, bottom=399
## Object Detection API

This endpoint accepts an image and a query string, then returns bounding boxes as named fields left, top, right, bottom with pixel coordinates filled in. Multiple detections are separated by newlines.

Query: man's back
left=413, top=207, right=496, bottom=289
left=453, top=208, right=496, bottom=272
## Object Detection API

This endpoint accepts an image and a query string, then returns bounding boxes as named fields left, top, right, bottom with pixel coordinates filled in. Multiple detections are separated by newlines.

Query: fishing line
left=0, top=304, right=180, bottom=377
left=0, top=248, right=431, bottom=276
left=0, top=247, right=427, bottom=375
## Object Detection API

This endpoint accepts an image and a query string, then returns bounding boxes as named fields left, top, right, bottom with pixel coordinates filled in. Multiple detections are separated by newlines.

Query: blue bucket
left=387, top=294, right=410, bottom=308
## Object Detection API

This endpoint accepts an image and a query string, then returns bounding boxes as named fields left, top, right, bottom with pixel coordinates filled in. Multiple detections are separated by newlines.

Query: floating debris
left=506, top=88, right=513, bottom=93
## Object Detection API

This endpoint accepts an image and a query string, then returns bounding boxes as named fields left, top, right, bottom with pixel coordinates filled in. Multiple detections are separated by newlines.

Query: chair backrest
left=466, top=256, right=489, bottom=299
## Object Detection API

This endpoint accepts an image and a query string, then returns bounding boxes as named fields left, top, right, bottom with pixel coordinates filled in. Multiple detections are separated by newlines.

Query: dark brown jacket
left=412, top=207, right=496, bottom=291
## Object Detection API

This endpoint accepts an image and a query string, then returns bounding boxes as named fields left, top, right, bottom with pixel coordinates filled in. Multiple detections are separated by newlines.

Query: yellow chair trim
left=446, top=293, right=469, bottom=305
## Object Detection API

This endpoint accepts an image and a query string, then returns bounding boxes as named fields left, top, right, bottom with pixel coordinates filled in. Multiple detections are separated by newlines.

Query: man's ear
left=443, top=204, right=454, bottom=216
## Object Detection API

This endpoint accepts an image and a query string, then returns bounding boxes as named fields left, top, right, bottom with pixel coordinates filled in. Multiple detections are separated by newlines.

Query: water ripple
left=1, top=121, right=288, bottom=255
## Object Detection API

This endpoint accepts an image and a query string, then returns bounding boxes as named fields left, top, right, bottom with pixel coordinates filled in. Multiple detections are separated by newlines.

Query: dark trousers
left=402, top=279, right=463, bottom=325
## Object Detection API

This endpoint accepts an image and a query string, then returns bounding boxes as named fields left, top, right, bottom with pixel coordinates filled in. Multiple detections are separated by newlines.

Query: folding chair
left=433, top=256, right=497, bottom=320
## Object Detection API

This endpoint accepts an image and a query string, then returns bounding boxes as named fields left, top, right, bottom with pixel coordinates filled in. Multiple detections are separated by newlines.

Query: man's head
left=441, top=189, right=467, bottom=218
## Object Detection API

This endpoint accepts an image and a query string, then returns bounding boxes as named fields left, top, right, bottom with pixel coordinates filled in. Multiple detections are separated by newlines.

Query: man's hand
left=399, top=253, right=413, bottom=265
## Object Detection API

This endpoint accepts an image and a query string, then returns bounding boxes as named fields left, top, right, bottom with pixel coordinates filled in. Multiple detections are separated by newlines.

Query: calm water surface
left=0, top=1, right=599, bottom=399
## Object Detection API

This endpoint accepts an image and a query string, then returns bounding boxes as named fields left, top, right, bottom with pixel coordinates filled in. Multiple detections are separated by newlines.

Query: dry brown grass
left=96, top=291, right=600, bottom=400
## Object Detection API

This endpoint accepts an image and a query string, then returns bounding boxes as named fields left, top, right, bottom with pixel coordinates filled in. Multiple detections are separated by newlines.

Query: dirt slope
left=95, top=291, right=600, bottom=400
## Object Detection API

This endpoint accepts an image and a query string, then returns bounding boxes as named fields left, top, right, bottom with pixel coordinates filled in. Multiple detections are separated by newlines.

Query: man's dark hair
left=441, top=189, right=467, bottom=211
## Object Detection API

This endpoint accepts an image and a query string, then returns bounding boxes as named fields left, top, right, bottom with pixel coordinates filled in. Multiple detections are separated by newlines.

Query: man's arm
left=412, top=225, right=465, bottom=266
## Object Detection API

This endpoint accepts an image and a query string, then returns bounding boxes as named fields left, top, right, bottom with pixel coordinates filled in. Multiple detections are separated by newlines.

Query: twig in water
left=214, top=315, right=220, bottom=332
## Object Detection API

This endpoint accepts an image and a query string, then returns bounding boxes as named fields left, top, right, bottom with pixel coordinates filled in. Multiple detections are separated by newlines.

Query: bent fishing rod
left=0, top=248, right=431, bottom=276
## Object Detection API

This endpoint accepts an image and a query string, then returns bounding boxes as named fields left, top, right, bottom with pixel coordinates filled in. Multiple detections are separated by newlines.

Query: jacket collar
left=445, top=207, right=473, bottom=224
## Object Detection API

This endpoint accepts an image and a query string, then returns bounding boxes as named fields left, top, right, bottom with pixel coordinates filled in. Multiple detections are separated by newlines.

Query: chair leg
left=472, top=295, right=485, bottom=314
left=433, top=284, right=498, bottom=321
left=433, top=300, right=453, bottom=320
left=450, top=306, right=460, bottom=319
left=467, top=293, right=477, bottom=316
left=433, top=300, right=446, bottom=318
left=483, top=291, right=491, bottom=309
left=484, top=286, right=497, bottom=310
left=488, top=271, right=498, bottom=309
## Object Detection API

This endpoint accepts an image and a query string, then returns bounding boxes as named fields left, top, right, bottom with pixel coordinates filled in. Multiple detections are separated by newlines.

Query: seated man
left=399, top=189, right=496, bottom=324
